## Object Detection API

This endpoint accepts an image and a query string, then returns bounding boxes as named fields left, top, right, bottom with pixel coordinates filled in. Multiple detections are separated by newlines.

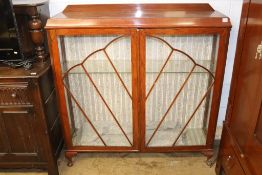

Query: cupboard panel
left=0, top=109, right=37, bottom=153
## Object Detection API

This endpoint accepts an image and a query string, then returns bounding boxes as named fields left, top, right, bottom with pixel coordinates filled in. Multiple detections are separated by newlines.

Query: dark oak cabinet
left=0, top=62, right=63, bottom=175
left=0, top=1, right=62, bottom=174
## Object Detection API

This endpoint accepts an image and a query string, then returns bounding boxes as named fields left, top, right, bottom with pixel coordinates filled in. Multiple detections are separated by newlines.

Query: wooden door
left=229, top=1, right=262, bottom=174
left=49, top=29, right=139, bottom=151
left=140, top=28, right=229, bottom=151
left=0, top=107, right=41, bottom=162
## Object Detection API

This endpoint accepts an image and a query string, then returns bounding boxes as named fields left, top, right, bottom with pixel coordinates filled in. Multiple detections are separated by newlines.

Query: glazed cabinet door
left=49, top=29, right=139, bottom=150
left=140, top=29, right=228, bottom=150
left=0, top=107, right=41, bottom=162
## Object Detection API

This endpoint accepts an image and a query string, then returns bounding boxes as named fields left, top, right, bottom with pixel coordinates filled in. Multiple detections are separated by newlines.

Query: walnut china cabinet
left=46, top=4, right=231, bottom=166
left=216, top=0, right=262, bottom=175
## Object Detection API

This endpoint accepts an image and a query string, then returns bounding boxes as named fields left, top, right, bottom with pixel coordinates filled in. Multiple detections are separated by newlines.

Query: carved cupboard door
left=50, top=29, right=139, bottom=150
left=0, top=107, right=41, bottom=162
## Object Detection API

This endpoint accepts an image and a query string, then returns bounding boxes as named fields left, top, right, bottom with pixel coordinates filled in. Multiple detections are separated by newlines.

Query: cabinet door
left=228, top=1, right=262, bottom=174
left=0, top=108, right=41, bottom=162
left=140, top=29, right=227, bottom=150
left=51, top=29, right=139, bottom=150
left=232, top=2, right=262, bottom=174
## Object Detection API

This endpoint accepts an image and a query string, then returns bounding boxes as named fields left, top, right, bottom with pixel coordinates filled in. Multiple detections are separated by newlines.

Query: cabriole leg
left=202, top=150, right=216, bottom=167
left=65, top=151, right=77, bottom=167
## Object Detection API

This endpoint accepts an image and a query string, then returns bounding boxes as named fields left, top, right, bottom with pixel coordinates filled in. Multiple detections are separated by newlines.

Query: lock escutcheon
left=255, top=41, right=262, bottom=59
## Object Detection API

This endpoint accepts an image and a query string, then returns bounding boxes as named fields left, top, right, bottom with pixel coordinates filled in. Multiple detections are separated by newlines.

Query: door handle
left=255, top=41, right=262, bottom=60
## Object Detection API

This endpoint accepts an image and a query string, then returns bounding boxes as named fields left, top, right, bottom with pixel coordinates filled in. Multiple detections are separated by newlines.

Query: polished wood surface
left=216, top=0, right=262, bottom=175
left=46, top=4, right=231, bottom=29
left=229, top=0, right=262, bottom=154
left=217, top=126, right=246, bottom=175
left=238, top=1, right=262, bottom=174
left=224, top=0, right=251, bottom=124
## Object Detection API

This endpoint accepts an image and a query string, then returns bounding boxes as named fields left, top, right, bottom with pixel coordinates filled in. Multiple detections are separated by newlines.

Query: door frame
left=139, top=28, right=230, bottom=152
left=47, top=27, right=230, bottom=153
left=47, top=28, right=140, bottom=152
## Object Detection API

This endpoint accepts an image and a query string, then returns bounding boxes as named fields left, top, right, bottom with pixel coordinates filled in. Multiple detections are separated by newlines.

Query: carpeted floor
left=0, top=153, right=216, bottom=175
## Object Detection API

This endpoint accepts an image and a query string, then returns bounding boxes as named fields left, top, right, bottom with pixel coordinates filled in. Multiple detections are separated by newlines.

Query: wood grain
left=46, top=4, right=231, bottom=29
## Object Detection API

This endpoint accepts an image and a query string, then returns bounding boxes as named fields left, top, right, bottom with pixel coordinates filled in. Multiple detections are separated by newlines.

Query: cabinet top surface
left=0, top=62, right=50, bottom=79
left=46, top=3, right=231, bottom=29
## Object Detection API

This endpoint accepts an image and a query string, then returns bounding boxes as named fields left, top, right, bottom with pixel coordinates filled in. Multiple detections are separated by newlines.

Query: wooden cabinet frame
left=139, top=28, right=230, bottom=152
left=48, top=27, right=229, bottom=151
left=48, top=28, right=140, bottom=152
left=46, top=4, right=231, bottom=166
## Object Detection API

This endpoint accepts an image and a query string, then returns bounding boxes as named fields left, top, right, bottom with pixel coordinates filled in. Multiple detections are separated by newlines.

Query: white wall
left=48, top=0, right=243, bottom=126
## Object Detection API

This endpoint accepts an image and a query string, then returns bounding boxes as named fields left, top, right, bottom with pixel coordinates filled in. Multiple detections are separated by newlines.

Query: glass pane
left=146, top=35, right=218, bottom=147
left=58, top=35, right=133, bottom=147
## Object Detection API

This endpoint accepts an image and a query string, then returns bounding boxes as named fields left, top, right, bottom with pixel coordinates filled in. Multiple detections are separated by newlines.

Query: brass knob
left=11, top=93, right=17, bottom=98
